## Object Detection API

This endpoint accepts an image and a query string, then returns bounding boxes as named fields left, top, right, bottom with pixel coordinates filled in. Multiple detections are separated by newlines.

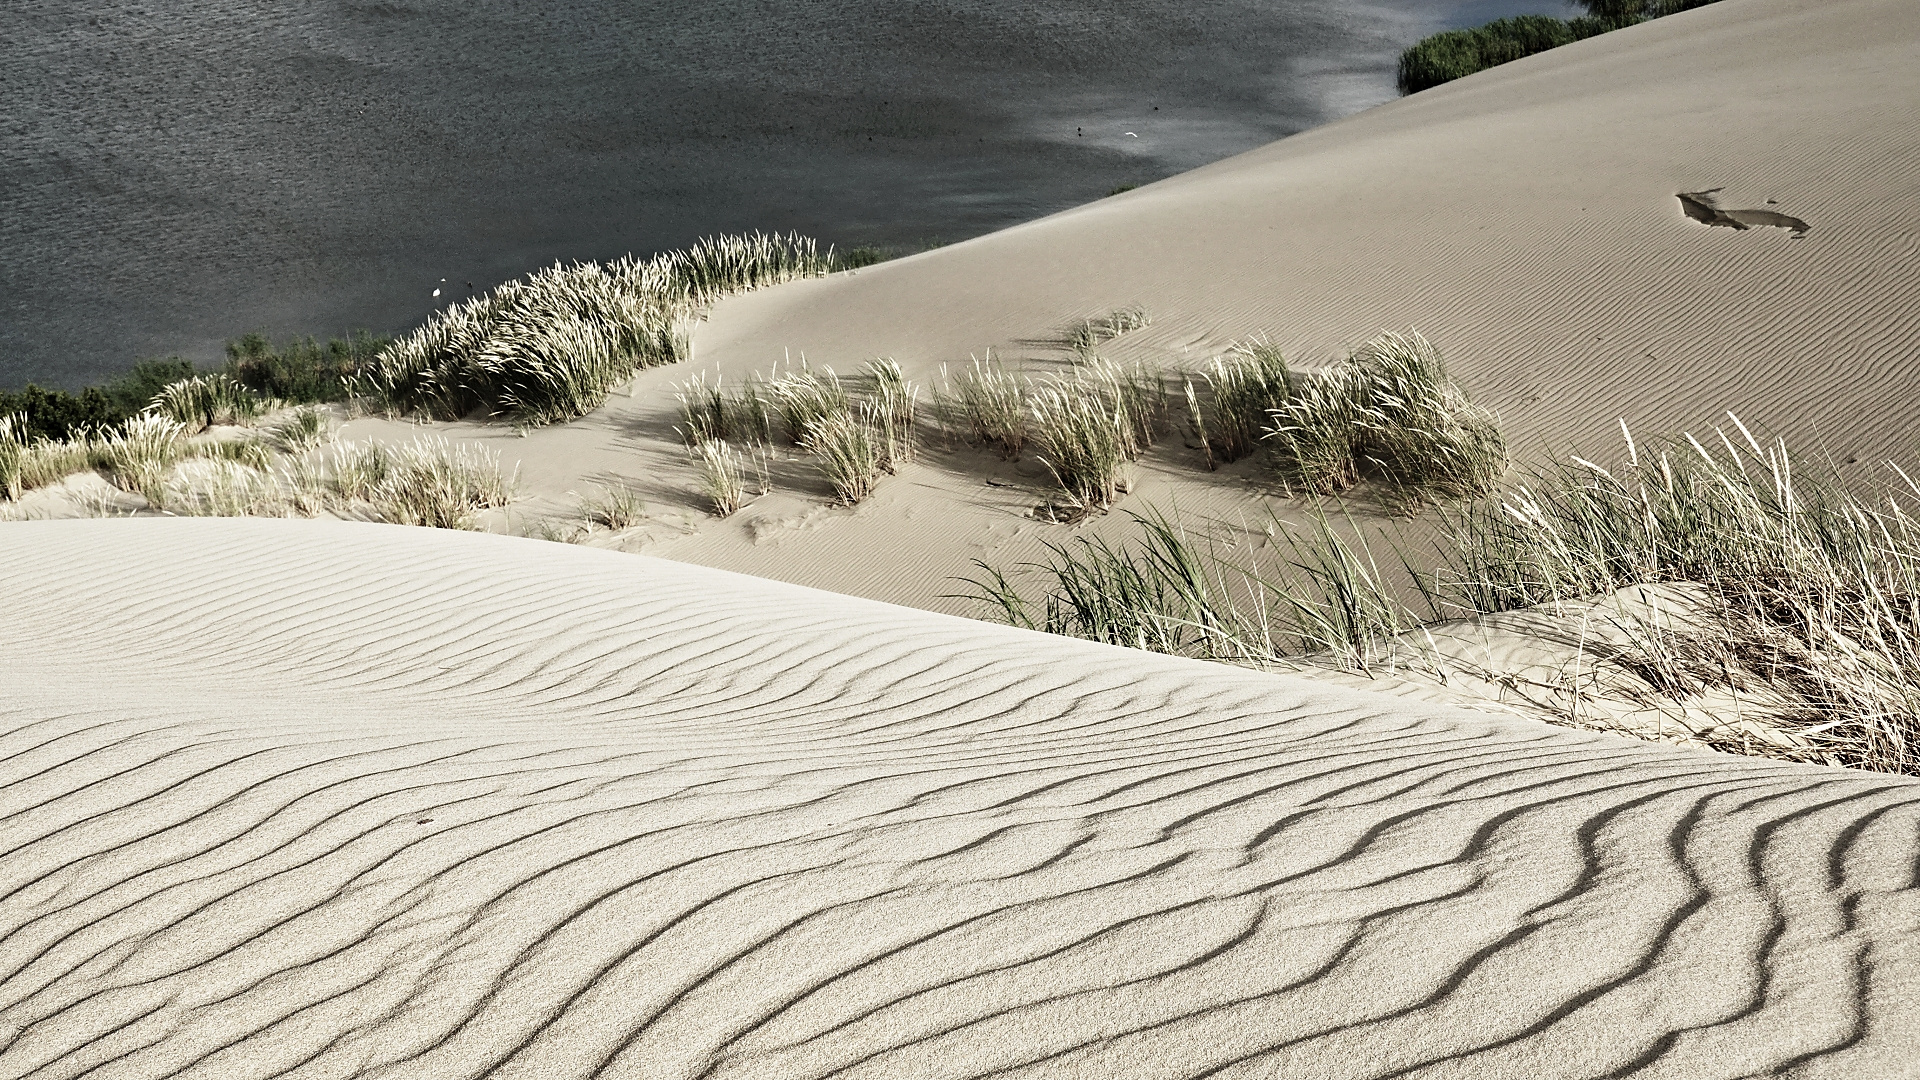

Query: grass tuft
left=938, top=353, right=1028, bottom=459
left=96, top=414, right=188, bottom=503
left=1264, top=331, right=1504, bottom=504
left=579, top=483, right=646, bottom=529
left=1066, top=308, right=1151, bottom=355
left=267, top=405, right=331, bottom=453
left=803, top=412, right=882, bottom=506
left=691, top=439, right=750, bottom=516
left=149, top=374, right=268, bottom=432
left=1186, top=339, right=1293, bottom=467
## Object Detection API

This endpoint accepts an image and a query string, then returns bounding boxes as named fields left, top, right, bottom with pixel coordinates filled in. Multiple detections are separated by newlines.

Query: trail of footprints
left=2, top=519, right=1918, bottom=1079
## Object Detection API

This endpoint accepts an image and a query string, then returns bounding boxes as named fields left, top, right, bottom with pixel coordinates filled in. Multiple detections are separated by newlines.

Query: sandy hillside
left=3, top=517, right=1919, bottom=1079
left=302, top=0, right=1918, bottom=616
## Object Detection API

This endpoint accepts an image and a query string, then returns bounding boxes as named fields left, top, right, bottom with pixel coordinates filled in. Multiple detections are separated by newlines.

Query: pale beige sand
left=5, top=517, right=1920, bottom=1079
left=280, top=0, right=1918, bottom=617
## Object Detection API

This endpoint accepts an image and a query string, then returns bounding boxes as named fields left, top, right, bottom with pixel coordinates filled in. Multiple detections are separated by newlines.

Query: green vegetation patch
left=1397, top=1, right=1723, bottom=96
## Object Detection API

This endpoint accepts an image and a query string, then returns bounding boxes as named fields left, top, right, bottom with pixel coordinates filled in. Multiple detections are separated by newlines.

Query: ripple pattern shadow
left=1, top=519, right=1918, bottom=1079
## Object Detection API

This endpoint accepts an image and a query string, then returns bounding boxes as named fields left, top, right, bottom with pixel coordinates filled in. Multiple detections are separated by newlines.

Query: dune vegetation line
left=966, top=420, right=1920, bottom=777
left=653, top=323, right=1501, bottom=520
left=360, top=232, right=838, bottom=426
left=0, top=398, right=516, bottom=529
left=0, top=230, right=846, bottom=524
left=1397, top=0, right=1725, bottom=95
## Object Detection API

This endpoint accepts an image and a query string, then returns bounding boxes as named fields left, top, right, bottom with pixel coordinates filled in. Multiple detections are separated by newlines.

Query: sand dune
left=696, top=0, right=1920, bottom=462
left=4, top=518, right=1920, bottom=1078
left=280, top=0, right=1920, bottom=617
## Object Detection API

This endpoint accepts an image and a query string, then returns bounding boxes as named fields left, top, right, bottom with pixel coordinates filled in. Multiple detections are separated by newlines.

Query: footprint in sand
left=1678, top=188, right=1810, bottom=236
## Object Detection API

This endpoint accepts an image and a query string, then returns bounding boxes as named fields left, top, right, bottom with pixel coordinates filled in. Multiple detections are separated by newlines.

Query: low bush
left=1396, top=2, right=1720, bottom=95
left=224, top=331, right=387, bottom=403
left=1397, top=15, right=1575, bottom=95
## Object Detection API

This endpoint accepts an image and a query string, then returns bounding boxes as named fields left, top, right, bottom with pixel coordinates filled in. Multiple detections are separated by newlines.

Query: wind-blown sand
left=5, top=517, right=1920, bottom=1078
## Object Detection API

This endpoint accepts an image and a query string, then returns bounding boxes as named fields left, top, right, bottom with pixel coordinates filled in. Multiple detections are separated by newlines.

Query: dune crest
left=4, top=519, right=1919, bottom=1078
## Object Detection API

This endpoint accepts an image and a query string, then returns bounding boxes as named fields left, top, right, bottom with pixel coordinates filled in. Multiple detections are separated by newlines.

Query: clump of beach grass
left=360, top=232, right=833, bottom=426
left=767, top=363, right=853, bottom=446
left=164, top=460, right=299, bottom=518
left=149, top=374, right=268, bottom=432
left=673, top=373, right=732, bottom=446
left=1067, top=307, right=1151, bottom=355
left=1186, top=339, right=1293, bottom=468
left=579, top=483, right=646, bottom=530
left=1028, top=380, right=1135, bottom=511
left=0, top=418, right=97, bottom=500
left=691, top=438, right=751, bottom=516
left=963, top=506, right=1414, bottom=669
left=0, top=415, right=26, bottom=500
left=96, top=414, right=189, bottom=503
left=267, top=405, right=331, bottom=453
left=1267, top=331, right=1504, bottom=504
left=968, top=416, right=1920, bottom=777
left=803, top=412, right=882, bottom=506
left=862, top=358, right=919, bottom=471
left=352, top=437, right=516, bottom=529
left=1024, top=357, right=1166, bottom=512
left=938, top=353, right=1028, bottom=458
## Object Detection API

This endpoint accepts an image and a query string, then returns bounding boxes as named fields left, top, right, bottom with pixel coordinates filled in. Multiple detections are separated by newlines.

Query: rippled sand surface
left=4, top=518, right=1918, bottom=1078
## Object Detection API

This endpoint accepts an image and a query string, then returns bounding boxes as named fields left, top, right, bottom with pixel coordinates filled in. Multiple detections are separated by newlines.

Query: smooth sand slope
left=5, top=518, right=1920, bottom=1079
left=305, top=0, right=1918, bottom=612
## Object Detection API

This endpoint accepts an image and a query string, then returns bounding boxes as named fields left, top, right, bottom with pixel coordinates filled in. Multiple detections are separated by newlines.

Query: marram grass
left=361, top=232, right=834, bottom=426
left=968, top=419, right=1920, bottom=777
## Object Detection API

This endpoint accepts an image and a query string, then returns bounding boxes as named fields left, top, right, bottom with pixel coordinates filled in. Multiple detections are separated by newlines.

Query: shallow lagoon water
left=1, top=0, right=1573, bottom=387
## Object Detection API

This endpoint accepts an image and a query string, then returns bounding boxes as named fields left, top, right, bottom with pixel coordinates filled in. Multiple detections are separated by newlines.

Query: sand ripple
left=3, top=519, right=1918, bottom=1078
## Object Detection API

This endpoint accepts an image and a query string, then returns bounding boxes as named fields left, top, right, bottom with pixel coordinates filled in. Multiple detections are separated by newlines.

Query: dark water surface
left=2, top=0, right=1572, bottom=387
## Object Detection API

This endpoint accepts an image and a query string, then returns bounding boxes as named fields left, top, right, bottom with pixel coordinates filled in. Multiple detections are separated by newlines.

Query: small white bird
left=1125, top=132, right=1138, bottom=137
left=432, top=288, right=441, bottom=297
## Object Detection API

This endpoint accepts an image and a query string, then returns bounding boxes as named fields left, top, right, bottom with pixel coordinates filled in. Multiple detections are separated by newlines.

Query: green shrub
left=224, top=331, right=386, bottom=403
left=1397, top=16, right=1574, bottom=94
left=1398, top=1, right=1722, bottom=95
